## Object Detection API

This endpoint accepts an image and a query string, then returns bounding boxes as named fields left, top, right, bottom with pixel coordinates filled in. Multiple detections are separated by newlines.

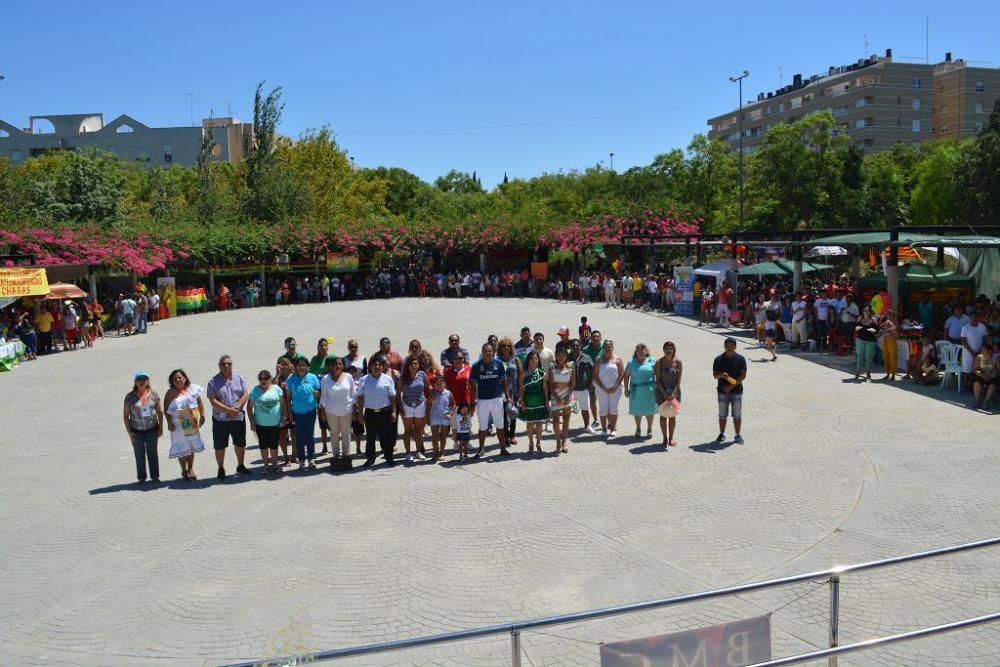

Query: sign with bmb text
left=0, top=268, right=50, bottom=298
left=599, top=615, right=771, bottom=667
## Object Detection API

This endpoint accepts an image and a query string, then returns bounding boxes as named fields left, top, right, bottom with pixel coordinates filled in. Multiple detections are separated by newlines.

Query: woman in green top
left=309, top=338, right=336, bottom=454
left=518, top=350, right=549, bottom=454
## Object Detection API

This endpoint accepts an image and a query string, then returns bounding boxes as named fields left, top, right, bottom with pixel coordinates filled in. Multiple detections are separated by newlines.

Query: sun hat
left=557, top=326, right=570, bottom=336
left=134, top=370, right=150, bottom=379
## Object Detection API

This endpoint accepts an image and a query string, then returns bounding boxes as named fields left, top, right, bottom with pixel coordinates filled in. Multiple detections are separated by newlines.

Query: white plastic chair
left=934, top=340, right=950, bottom=362
left=938, top=343, right=963, bottom=392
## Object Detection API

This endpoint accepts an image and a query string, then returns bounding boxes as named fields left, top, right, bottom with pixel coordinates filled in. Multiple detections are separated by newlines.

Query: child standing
left=578, top=316, right=592, bottom=341
left=455, top=403, right=473, bottom=460
left=429, top=375, right=454, bottom=462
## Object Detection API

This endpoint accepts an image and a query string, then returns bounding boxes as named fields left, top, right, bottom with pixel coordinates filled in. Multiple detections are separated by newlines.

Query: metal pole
left=511, top=629, right=522, bottom=667
left=828, top=575, right=841, bottom=667
left=738, top=77, right=744, bottom=232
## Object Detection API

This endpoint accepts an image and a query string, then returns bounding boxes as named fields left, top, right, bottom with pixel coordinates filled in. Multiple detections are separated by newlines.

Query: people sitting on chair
left=908, top=335, right=939, bottom=385
left=971, top=343, right=997, bottom=410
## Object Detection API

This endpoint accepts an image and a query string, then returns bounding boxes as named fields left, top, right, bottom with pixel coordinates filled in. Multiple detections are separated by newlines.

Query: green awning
left=794, top=232, right=942, bottom=248
left=737, top=262, right=788, bottom=276
left=774, top=259, right=833, bottom=273
left=910, top=235, right=1000, bottom=248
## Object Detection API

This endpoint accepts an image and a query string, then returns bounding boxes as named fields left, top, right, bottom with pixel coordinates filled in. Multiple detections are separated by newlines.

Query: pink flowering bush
left=0, top=226, right=186, bottom=274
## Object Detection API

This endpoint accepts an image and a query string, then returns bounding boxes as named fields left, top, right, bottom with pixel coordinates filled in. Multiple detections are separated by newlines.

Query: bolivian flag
left=176, top=288, right=208, bottom=311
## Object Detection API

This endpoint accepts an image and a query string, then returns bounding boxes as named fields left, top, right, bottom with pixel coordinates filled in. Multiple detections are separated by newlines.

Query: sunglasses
left=220, top=362, right=232, bottom=366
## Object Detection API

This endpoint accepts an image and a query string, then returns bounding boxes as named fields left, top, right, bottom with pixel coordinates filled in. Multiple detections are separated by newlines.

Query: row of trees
left=1, top=82, right=998, bottom=271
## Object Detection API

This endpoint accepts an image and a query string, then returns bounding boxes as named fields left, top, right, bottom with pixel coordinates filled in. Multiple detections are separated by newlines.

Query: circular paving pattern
left=1, top=298, right=997, bottom=665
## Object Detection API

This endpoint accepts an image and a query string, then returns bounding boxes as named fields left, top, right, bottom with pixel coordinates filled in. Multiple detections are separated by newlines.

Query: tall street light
left=727, top=70, right=749, bottom=311
left=728, top=70, right=749, bottom=232
left=609, top=152, right=614, bottom=171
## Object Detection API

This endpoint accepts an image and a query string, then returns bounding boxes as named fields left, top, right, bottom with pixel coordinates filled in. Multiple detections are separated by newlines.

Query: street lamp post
left=609, top=152, right=614, bottom=171
left=728, top=70, right=749, bottom=232
left=727, top=70, right=749, bottom=314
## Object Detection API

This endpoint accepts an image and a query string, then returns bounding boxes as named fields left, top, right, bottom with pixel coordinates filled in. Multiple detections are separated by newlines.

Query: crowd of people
left=121, top=318, right=754, bottom=484
left=1, top=288, right=160, bottom=361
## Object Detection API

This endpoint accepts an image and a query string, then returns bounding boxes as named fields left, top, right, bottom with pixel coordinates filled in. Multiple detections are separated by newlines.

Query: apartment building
left=707, top=50, right=1000, bottom=153
left=0, top=113, right=253, bottom=166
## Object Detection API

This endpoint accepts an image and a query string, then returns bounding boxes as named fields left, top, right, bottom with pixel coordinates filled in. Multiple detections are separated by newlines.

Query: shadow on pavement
left=690, top=440, right=734, bottom=454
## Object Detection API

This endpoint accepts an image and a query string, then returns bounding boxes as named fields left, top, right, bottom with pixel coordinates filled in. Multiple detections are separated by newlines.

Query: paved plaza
left=1, top=297, right=998, bottom=666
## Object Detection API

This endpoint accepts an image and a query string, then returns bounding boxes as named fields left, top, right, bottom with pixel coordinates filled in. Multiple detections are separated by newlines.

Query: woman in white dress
left=593, top=340, right=625, bottom=438
left=163, top=368, right=206, bottom=481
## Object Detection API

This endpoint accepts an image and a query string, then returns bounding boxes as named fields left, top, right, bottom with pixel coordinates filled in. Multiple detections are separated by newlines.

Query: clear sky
left=1, top=1, right=997, bottom=187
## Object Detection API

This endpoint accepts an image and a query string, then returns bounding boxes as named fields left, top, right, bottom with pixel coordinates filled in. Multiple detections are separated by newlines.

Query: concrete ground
left=1, top=297, right=997, bottom=666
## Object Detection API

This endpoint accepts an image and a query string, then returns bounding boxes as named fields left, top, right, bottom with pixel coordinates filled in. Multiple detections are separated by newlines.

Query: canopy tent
left=736, top=262, right=788, bottom=277
left=857, top=264, right=975, bottom=311
left=693, top=259, right=738, bottom=279
left=43, top=282, right=88, bottom=300
left=736, top=260, right=833, bottom=277
left=793, top=232, right=943, bottom=248
left=773, top=260, right=832, bottom=273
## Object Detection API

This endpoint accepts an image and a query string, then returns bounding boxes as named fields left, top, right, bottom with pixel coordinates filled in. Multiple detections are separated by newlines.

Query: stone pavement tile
left=1, top=299, right=998, bottom=666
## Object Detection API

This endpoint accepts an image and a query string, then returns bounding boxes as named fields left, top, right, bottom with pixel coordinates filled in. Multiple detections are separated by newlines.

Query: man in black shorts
left=712, top=338, right=747, bottom=444
left=207, top=354, right=251, bottom=479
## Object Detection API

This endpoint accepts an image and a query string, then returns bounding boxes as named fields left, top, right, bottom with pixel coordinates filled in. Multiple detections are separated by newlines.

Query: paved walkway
left=1, top=298, right=997, bottom=666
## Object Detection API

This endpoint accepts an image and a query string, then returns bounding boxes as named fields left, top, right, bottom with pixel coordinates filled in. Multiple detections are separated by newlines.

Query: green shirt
left=583, top=342, right=602, bottom=362
left=309, top=353, right=337, bottom=376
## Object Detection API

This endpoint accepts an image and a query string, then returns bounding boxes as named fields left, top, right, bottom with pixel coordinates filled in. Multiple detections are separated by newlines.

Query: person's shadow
left=689, top=440, right=733, bottom=454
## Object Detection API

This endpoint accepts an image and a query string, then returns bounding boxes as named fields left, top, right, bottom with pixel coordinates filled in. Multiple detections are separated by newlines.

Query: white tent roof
left=693, top=259, right=735, bottom=278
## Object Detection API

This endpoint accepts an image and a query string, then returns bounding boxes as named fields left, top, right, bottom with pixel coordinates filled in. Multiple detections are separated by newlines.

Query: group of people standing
left=121, top=318, right=750, bottom=484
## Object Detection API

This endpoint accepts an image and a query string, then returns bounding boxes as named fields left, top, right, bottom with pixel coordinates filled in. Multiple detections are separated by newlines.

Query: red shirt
left=444, top=364, right=471, bottom=406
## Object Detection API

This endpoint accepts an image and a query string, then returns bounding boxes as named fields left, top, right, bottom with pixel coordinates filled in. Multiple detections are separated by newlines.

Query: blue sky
left=2, top=1, right=997, bottom=187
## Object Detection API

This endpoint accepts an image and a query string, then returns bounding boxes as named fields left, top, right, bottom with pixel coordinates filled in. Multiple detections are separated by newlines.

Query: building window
left=912, top=98, right=921, bottom=111
left=116, top=123, right=134, bottom=134
left=975, top=80, right=985, bottom=92
left=912, top=119, right=921, bottom=132
left=976, top=101, right=984, bottom=114
left=912, top=78, right=922, bottom=89
left=863, top=138, right=875, bottom=147
left=778, top=102, right=785, bottom=113
left=897, top=96, right=902, bottom=105
left=9, top=148, right=22, bottom=163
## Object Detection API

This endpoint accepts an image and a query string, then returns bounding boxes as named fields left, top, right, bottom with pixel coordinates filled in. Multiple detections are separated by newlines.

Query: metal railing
left=226, top=536, right=1000, bottom=667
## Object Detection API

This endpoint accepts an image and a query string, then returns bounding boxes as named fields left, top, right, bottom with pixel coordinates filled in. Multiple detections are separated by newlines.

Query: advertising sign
left=600, top=615, right=771, bottom=667
left=0, top=268, right=50, bottom=298
left=326, top=253, right=360, bottom=273
left=673, top=266, right=695, bottom=316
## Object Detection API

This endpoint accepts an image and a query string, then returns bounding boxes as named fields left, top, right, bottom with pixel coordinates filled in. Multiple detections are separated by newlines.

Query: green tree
left=434, top=170, right=484, bottom=194
left=682, top=135, right=737, bottom=231
left=953, top=99, right=1000, bottom=225
left=747, top=112, right=851, bottom=230
left=911, top=140, right=965, bottom=225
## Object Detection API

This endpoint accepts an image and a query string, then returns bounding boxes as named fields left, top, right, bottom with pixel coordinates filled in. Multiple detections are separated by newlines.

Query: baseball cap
left=134, top=370, right=150, bottom=379
left=557, top=326, right=570, bottom=336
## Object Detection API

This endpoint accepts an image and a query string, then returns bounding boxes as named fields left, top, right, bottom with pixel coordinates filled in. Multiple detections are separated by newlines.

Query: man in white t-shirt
left=839, top=295, right=859, bottom=339
left=944, top=305, right=970, bottom=345
left=790, top=293, right=808, bottom=349
left=148, top=292, right=160, bottom=324
left=814, top=294, right=831, bottom=351
left=960, top=311, right=988, bottom=375
left=603, top=276, right=616, bottom=308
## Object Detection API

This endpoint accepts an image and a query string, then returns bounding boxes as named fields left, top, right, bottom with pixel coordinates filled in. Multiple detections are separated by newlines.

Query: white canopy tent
left=693, top=259, right=736, bottom=279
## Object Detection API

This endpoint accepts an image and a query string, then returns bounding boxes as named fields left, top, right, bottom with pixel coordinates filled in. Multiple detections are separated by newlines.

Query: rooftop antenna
left=226, top=101, right=232, bottom=118
left=186, top=92, right=194, bottom=126
left=925, top=17, right=929, bottom=64
left=778, top=66, right=783, bottom=88
left=863, top=34, right=869, bottom=58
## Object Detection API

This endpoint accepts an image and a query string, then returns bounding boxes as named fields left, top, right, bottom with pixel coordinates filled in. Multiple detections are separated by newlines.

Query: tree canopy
left=3, top=88, right=999, bottom=270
